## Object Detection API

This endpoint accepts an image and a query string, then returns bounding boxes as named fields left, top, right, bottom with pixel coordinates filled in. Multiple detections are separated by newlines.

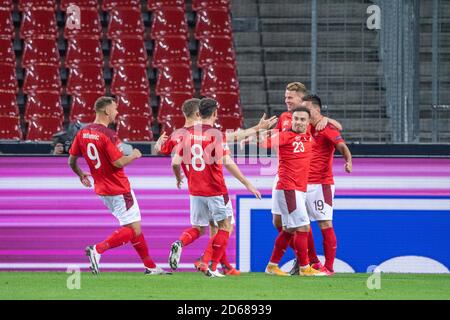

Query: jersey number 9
left=87, top=143, right=101, bottom=169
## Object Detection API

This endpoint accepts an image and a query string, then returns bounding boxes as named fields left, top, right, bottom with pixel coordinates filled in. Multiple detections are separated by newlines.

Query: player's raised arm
left=113, top=148, right=142, bottom=168
left=223, top=154, right=261, bottom=199
left=68, top=155, right=92, bottom=188
left=225, top=113, right=278, bottom=142
left=154, top=131, right=168, bottom=154
left=336, top=142, right=352, bottom=173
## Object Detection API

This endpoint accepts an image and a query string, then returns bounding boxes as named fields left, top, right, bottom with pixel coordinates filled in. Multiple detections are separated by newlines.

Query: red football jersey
left=274, top=112, right=292, bottom=132
left=262, top=130, right=313, bottom=191
left=177, top=124, right=230, bottom=197
left=308, top=124, right=345, bottom=184
left=159, top=127, right=192, bottom=177
left=69, top=123, right=130, bottom=196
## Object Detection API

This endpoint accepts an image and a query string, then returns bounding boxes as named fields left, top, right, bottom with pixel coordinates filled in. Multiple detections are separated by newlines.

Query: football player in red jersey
left=68, top=97, right=170, bottom=275
left=261, top=107, right=326, bottom=276
left=171, top=98, right=262, bottom=277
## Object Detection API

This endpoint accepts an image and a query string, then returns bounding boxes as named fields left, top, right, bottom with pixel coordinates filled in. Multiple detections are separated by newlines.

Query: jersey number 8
left=191, top=144, right=205, bottom=172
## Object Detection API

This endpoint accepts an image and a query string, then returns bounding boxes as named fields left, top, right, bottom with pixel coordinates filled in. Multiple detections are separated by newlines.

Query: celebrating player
left=171, top=98, right=262, bottom=277
left=261, top=107, right=326, bottom=276
left=68, top=97, right=170, bottom=275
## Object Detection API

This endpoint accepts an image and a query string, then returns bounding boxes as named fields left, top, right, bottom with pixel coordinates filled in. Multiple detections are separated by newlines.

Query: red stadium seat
left=111, top=65, right=149, bottom=95
left=117, top=115, right=153, bottom=142
left=0, top=39, right=15, bottom=67
left=155, top=65, right=194, bottom=96
left=195, top=7, right=232, bottom=39
left=69, top=91, right=104, bottom=123
left=66, top=65, right=105, bottom=95
left=147, top=0, right=185, bottom=11
left=157, top=92, right=193, bottom=122
left=197, top=36, right=235, bottom=68
left=23, top=65, right=61, bottom=94
left=159, top=114, right=185, bottom=135
left=192, top=0, right=229, bottom=11
left=19, top=0, right=57, bottom=10
left=152, top=36, right=190, bottom=69
left=20, top=9, right=58, bottom=39
left=0, top=116, right=22, bottom=140
left=64, top=8, right=102, bottom=40
left=26, top=116, right=63, bottom=141
left=109, top=38, right=147, bottom=68
left=150, top=8, right=188, bottom=39
left=65, top=38, right=103, bottom=68
left=0, top=0, right=14, bottom=11
left=60, top=0, right=99, bottom=11
left=22, top=38, right=60, bottom=68
left=24, top=92, right=63, bottom=121
left=210, top=92, right=242, bottom=117
left=216, top=115, right=243, bottom=131
left=116, top=92, right=153, bottom=118
left=200, top=64, right=239, bottom=96
left=102, top=0, right=141, bottom=11
left=0, top=11, right=14, bottom=40
left=0, top=64, right=18, bottom=93
left=107, top=8, right=145, bottom=40
left=0, top=92, right=19, bottom=116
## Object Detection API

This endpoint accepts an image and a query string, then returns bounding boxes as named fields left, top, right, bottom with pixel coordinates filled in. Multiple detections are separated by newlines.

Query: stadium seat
left=147, top=0, right=185, bottom=11
left=200, top=64, right=239, bottom=96
left=116, top=92, right=153, bottom=118
left=24, top=92, right=63, bottom=121
left=20, top=9, right=58, bottom=39
left=18, top=0, right=57, bottom=11
left=216, top=115, right=243, bottom=131
left=0, top=39, right=15, bottom=67
left=65, top=38, right=103, bottom=68
left=102, top=0, right=141, bottom=11
left=107, top=8, right=145, bottom=40
left=0, top=0, right=14, bottom=11
left=0, top=10, right=14, bottom=39
left=192, top=0, right=229, bottom=11
left=22, top=38, right=60, bottom=68
left=26, top=116, right=63, bottom=141
left=60, top=0, right=99, bottom=11
left=0, top=92, right=19, bottom=117
left=117, top=115, right=153, bottom=142
left=159, top=114, right=185, bottom=135
left=210, top=92, right=242, bottom=117
left=197, top=36, right=236, bottom=68
left=110, top=65, right=149, bottom=95
left=66, top=65, right=105, bottom=95
left=109, top=38, right=148, bottom=68
left=157, top=92, right=193, bottom=122
left=152, top=36, right=190, bottom=69
left=195, top=7, right=232, bottom=39
left=64, top=8, right=102, bottom=40
left=23, top=65, right=61, bottom=94
left=0, top=64, right=18, bottom=93
left=69, top=91, right=104, bottom=123
left=0, top=116, right=22, bottom=140
left=155, top=65, right=195, bottom=96
left=150, top=8, right=188, bottom=39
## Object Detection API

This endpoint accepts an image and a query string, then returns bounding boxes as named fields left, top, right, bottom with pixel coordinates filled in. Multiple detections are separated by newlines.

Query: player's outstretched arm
left=223, top=155, right=261, bottom=199
left=68, top=155, right=92, bottom=188
left=316, top=117, right=343, bottom=131
left=154, top=131, right=168, bottom=154
left=336, top=142, right=352, bottom=173
left=171, top=153, right=184, bottom=189
left=113, top=148, right=142, bottom=168
left=225, top=113, right=278, bottom=143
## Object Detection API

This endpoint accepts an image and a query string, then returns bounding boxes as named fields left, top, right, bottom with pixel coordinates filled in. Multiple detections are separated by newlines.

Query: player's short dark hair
left=291, top=106, right=311, bottom=117
left=199, top=98, right=218, bottom=119
left=302, top=94, right=322, bottom=109
left=94, top=96, right=115, bottom=113
left=182, top=98, right=200, bottom=118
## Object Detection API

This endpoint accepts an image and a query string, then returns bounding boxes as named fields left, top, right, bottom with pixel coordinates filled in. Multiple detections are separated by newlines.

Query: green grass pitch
left=1, top=272, right=450, bottom=300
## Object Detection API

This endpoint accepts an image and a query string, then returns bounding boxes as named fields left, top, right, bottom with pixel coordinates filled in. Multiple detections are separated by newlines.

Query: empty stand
left=147, top=0, right=185, bottom=11
left=159, top=114, right=186, bottom=135
left=117, top=115, right=153, bottom=142
left=102, top=0, right=141, bottom=11
left=0, top=92, right=19, bottom=117
left=210, top=92, right=242, bottom=117
left=0, top=116, right=22, bottom=140
left=0, top=10, right=14, bottom=39
left=65, top=38, right=103, bottom=68
left=107, top=8, right=145, bottom=40
left=69, top=92, right=104, bottom=123
left=110, top=65, right=150, bottom=95
left=197, top=36, right=236, bottom=68
left=157, top=92, right=193, bottom=122
left=155, top=65, right=195, bottom=96
left=152, top=36, right=190, bottom=69
left=195, top=7, right=232, bottom=39
left=66, top=65, right=105, bottom=95
left=0, top=38, right=15, bottom=67
left=64, top=8, right=102, bottom=39
left=150, top=8, right=188, bottom=39
left=20, top=9, right=58, bottom=39
left=23, top=64, right=61, bottom=94
left=116, top=92, right=153, bottom=118
left=109, top=38, right=148, bottom=68
left=0, top=0, right=13, bottom=11
left=192, top=0, right=230, bottom=11
left=0, top=64, right=18, bottom=93
left=25, top=92, right=63, bottom=121
left=22, top=38, right=60, bottom=68
left=216, top=115, right=243, bottom=131
left=18, top=0, right=57, bottom=11
left=200, top=64, right=239, bottom=96
left=26, top=116, right=63, bottom=141
left=60, top=0, right=99, bottom=11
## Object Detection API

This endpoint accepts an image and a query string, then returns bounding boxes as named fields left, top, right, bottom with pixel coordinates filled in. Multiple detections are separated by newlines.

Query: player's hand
left=79, top=172, right=92, bottom=188
left=176, top=177, right=183, bottom=189
left=156, top=131, right=168, bottom=146
left=345, top=161, right=352, bottom=173
left=257, top=113, right=278, bottom=131
left=132, top=148, right=142, bottom=159
left=315, top=116, right=328, bottom=131
left=247, top=183, right=261, bottom=199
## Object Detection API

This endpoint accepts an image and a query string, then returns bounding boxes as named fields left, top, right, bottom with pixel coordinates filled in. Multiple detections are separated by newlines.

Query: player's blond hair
left=286, top=82, right=308, bottom=96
